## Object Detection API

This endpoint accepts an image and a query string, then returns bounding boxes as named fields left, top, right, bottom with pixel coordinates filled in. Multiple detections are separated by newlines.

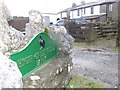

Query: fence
left=66, top=23, right=95, bottom=42
left=95, top=25, right=117, bottom=37
left=65, top=22, right=118, bottom=42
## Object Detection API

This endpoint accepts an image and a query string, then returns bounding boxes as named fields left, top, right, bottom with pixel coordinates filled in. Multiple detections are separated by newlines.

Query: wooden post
left=116, top=1, right=120, bottom=47
left=106, top=3, right=109, bottom=22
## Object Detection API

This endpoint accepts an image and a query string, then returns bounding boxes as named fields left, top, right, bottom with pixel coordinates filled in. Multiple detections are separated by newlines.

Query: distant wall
left=100, top=2, right=118, bottom=22
left=98, top=15, right=106, bottom=22
left=8, top=17, right=29, bottom=32
left=112, top=2, right=118, bottom=21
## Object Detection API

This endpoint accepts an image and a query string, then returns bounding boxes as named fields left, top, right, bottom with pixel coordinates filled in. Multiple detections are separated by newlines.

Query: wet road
left=70, top=46, right=118, bottom=88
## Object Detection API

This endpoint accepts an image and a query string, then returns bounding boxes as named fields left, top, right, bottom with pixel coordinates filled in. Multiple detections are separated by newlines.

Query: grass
left=119, top=47, right=120, bottom=52
left=117, top=47, right=120, bottom=53
left=113, top=46, right=120, bottom=52
left=66, top=75, right=104, bottom=88
left=73, top=37, right=119, bottom=52
left=74, top=38, right=114, bottom=46
left=73, top=42, right=87, bottom=46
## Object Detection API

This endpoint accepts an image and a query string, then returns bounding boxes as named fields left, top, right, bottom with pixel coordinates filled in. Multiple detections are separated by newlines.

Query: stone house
left=58, top=0, right=118, bottom=23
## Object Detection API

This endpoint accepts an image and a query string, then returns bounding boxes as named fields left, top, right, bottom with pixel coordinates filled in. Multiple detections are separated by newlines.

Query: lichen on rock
left=25, top=10, right=45, bottom=41
left=0, top=52, right=23, bottom=89
left=49, top=25, right=75, bottom=55
left=0, top=0, right=25, bottom=53
left=0, top=1, right=23, bottom=89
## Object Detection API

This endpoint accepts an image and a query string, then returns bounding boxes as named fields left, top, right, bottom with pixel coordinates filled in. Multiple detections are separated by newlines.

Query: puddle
left=82, top=48, right=103, bottom=52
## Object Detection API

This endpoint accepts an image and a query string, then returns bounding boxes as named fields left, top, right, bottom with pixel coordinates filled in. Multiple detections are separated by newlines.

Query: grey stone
left=25, top=10, right=44, bottom=41
left=49, top=26, right=75, bottom=55
left=0, top=52, right=23, bottom=89
left=0, top=0, right=25, bottom=53
left=23, top=56, right=73, bottom=88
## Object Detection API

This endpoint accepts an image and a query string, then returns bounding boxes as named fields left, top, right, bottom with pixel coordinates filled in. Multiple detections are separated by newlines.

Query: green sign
left=9, top=32, right=58, bottom=78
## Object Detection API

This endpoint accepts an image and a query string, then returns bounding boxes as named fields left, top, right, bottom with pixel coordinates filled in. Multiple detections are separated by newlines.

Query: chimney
left=81, top=0, right=85, bottom=5
left=72, top=3, right=77, bottom=7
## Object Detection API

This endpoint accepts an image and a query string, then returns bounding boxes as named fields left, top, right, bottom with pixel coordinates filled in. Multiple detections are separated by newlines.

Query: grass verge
left=66, top=75, right=104, bottom=88
left=73, top=42, right=88, bottom=46
left=73, top=37, right=119, bottom=52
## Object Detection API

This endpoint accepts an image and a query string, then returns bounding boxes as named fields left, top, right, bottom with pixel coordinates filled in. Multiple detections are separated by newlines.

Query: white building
left=58, top=0, right=118, bottom=23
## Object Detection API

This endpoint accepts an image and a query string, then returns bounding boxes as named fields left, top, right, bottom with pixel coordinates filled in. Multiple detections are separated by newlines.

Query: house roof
left=81, top=13, right=106, bottom=20
left=58, top=8, right=71, bottom=13
left=58, top=0, right=117, bottom=13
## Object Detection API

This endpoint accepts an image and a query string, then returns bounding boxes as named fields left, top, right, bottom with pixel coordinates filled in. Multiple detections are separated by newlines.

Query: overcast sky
left=4, top=0, right=98, bottom=16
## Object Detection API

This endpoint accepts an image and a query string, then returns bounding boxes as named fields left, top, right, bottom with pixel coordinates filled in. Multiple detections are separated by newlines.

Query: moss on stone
left=44, top=28, right=49, bottom=34
left=66, top=75, right=104, bottom=88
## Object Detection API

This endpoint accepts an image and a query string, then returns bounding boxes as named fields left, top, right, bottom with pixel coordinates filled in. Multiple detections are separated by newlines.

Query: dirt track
left=70, top=46, right=118, bottom=88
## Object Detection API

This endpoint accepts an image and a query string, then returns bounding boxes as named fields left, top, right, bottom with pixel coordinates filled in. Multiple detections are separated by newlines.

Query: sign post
left=9, top=32, right=58, bottom=78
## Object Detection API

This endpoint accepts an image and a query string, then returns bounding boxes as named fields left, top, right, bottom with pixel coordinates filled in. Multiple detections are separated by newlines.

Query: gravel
left=70, top=46, right=118, bottom=88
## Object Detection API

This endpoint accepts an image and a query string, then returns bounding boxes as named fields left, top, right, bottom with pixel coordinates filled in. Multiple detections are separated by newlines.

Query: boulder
left=0, top=0, right=25, bottom=53
left=25, top=10, right=45, bottom=41
left=49, top=26, right=75, bottom=55
left=0, top=52, right=23, bottom=89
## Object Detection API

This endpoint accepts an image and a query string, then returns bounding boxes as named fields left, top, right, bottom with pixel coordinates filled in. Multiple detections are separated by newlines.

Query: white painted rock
left=25, top=10, right=44, bottom=40
left=49, top=26, right=75, bottom=54
left=0, top=52, right=23, bottom=89
left=0, top=0, right=25, bottom=53
left=0, top=37, right=8, bottom=52
left=30, top=75, right=40, bottom=81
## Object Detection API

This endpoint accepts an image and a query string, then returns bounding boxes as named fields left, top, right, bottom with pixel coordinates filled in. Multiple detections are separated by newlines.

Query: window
left=77, top=10, right=79, bottom=16
left=82, top=8, right=86, bottom=15
left=109, top=4, right=112, bottom=11
left=84, top=8, right=86, bottom=14
left=60, top=13, right=62, bottom=18
left=62, top=12, right=67, bottom=18
left=91, top=7, right=94, bottom=14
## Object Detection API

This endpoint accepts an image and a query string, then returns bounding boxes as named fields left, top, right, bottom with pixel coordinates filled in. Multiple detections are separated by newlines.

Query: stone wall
left=23, top=55, right=73, bottom=88
left=23, top=10, right=74, bottom=88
